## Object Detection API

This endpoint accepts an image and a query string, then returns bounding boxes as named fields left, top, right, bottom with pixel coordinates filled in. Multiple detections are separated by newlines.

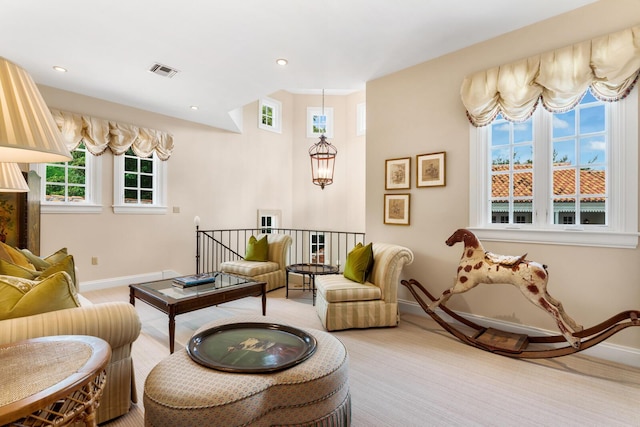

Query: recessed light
left=52, top=65, right=67, bottom=73
left=276, top=58, right=288, bottom=66
left=189, top=105, right=199, bottom=111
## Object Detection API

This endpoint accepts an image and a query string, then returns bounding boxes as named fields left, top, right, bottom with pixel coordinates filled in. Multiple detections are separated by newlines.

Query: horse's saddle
left=484, top=251, right=527, bottom=266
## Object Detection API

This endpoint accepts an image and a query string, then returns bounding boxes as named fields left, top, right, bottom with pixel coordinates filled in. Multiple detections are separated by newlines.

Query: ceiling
left=1, top=0, right=596, bottom=132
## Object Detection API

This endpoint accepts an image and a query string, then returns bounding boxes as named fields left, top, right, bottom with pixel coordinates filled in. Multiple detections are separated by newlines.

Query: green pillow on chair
left=343, top=242, right=374, bottom=284
left=245, top=236, right=269, bottom=262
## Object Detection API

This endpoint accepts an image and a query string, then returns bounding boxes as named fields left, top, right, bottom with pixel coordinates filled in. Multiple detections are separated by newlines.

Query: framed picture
left=306, top=107, right=334, bottom=138
left=385, top=157, right=411, bottom=190
left=0, top=171, right=41, bottom=254
left=417, top=151, right=446, bottom=187
left=384, top=194, right=410, bottom=226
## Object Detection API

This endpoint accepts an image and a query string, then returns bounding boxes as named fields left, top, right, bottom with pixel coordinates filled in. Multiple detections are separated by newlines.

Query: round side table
left=286, top=263, right=339, bottom=305
left=0, top=335, right=111, bottom=427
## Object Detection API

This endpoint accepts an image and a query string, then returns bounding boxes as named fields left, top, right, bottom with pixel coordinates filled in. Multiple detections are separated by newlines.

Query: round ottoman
left=144, top=315, right=350, bottom=427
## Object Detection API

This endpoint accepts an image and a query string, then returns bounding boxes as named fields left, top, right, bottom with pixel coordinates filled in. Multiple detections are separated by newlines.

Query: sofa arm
left=0, top=302, right=141, bottom=351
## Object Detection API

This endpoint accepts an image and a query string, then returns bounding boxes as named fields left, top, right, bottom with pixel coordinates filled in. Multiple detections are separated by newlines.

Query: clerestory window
left=258, top=98, right=282, bottom=133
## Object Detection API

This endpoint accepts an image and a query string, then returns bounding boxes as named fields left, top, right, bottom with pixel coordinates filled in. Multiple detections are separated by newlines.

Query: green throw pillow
left=20, top=248, right=52, bottom=271
left=0, top=271, right=80, bottom=320
left=0, top=255, right=76, bottom=287
left=343, top=242, right=374, bottom=284
left=245, top=235, right=269, bottom=262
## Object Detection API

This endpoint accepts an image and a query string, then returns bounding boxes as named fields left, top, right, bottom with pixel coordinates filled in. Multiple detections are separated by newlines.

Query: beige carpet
left=84, top=286, right=640, bottom=427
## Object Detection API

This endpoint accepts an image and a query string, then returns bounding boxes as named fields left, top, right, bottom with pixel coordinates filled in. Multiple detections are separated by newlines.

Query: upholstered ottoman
left=144, top=315, right=350, bottom=427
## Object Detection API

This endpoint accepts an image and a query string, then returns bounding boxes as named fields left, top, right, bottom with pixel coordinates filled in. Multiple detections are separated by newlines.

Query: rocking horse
left=402, top=228, right=640, bottom=359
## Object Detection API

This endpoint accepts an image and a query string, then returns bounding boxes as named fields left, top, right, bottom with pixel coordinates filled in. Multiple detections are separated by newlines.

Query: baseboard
left=79, top=270, right=181, bottom=292
left=399, top=298, right=640, bottom=369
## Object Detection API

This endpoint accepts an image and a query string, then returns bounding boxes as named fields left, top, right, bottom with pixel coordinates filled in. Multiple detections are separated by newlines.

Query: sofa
left=0, top=246, right=141, bottom=425
left=219, top=233, right=292, bottom=292
left=314, top=242, right=414, bottom=331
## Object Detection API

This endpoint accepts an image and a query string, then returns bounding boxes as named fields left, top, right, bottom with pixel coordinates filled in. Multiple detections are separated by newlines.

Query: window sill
left=468, top=227, right=638, bottom=249
left=112, top=205, right=168, bottom=215
left=42, top=204, right=103, bottom=214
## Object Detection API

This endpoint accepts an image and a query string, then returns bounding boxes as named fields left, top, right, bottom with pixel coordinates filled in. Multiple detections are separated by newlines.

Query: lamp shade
left=309, top=134, right=337, bottom=189
left=0, top=163, right=29, bottom=192
left=0, top=57, right=72, bottom=163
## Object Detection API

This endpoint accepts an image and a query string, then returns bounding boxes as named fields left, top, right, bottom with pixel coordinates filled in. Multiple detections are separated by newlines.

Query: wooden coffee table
left=129, top=272, right=266, bottom=353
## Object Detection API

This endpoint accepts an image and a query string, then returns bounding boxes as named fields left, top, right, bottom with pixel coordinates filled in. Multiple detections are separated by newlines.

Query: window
left=258, top=98, right=282, bottom=133
left=113, top=148, right=167, bottom=214
left=306, top=107, right=334, bottom=138
left=257, top=209, right=281, bottom=233
left=356, top=102, right=366, bottom=136
left=470, top=88, right=637, bottom=248
left=310, top=232, right=325, bottom=264
left=32, top=142, right=102, bottom=213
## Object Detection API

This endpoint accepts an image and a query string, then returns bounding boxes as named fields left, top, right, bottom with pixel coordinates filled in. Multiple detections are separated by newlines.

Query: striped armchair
left=315, top=243, right=414, bottom=331
left=220, top=233, right=292, bottom=292
left=0, top=300, right=141, bottom=424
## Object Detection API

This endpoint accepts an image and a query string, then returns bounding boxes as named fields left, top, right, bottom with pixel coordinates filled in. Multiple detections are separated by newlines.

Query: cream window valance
left=50, top=109, right=174, bottom=160
left=461, top=25, right=640, bottom=127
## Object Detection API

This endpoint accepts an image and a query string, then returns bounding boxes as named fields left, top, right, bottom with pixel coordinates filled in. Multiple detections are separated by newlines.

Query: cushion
left=343, top=243, right=374, bottom=284
left=0, top=242, right=33, bottom=269
left=43, top=247, right=69, bottom=265
left=20, top=248, right=51, bottom=271
left=0, top=271, right=80, bottom=320
left=0, top=255, right=76, bottom=285
left=245, top=235, right=268, bottom=262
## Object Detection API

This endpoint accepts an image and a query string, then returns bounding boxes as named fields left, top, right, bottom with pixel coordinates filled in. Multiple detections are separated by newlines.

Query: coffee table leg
left=168, top=308, right=176, bottom=354
left=261, top=283, right=267, bottom=315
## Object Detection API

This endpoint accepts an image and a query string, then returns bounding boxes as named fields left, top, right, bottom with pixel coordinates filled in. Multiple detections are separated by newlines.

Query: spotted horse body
left=428, top=228, right=583, bottom=348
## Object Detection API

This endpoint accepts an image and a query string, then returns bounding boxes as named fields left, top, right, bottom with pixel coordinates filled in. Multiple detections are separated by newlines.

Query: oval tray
left=187, top=322, right=317, bottom=373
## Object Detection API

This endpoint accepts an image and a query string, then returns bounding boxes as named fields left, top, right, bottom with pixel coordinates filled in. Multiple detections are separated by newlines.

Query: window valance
left=50, top=109, right=174, bottom=160
left=461, top=25, right=640, bottom=127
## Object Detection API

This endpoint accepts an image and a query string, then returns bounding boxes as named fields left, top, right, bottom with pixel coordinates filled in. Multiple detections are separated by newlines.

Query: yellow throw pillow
left=0, top=258, right=38, bottom=280
left=0, top=242, right=33, bottom=269
left=0, top=271, right=79, bottom=320
left=343, top=242, right=374, bottom=284
left=245, top=235, right=269, bottom=262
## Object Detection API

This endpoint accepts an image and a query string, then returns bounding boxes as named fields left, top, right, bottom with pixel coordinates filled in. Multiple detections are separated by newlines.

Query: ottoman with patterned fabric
left=143, top=315, right=350, bottom=427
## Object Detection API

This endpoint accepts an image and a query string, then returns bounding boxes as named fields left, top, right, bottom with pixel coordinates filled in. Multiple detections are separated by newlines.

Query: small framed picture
left=385, top=157, right=411, bottom=190
left=416, top=152, right=446, bottom=187
left=384, top=194, right=410, bottom=225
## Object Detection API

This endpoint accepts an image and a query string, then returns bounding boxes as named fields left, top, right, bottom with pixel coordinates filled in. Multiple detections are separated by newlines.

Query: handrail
left=196, top=227, right=365, bottom=274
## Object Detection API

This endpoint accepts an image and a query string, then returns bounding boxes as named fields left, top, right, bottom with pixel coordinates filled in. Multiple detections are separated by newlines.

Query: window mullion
left=535, top=109, right=551, bottom=227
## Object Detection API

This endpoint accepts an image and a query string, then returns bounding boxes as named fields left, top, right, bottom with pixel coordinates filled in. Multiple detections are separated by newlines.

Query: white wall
left=365, top=0, right=640, bottom=350
left=36, top=87, right=366, bottom=284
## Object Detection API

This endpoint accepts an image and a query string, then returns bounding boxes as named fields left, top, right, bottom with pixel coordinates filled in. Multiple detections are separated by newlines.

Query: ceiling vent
left=148, top=63, right=179, bottom=78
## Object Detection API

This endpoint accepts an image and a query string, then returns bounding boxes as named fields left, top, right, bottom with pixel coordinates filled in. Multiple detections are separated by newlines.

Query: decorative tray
left=187, top=322, right=317, bottom=373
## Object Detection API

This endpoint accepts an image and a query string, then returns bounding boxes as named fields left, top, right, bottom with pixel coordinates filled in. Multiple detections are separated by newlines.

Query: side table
left=0, top=335, right=111, bottom=427
left=286, top=263, right=339, bottom=305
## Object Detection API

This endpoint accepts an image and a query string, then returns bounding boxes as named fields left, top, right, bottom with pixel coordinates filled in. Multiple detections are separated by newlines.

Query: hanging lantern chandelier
left=309, top=90, right=337, bottom=189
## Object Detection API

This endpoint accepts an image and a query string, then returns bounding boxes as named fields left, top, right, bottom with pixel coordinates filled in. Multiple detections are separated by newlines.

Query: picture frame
left=306, top=107, right=334, bottom=138
left=416, top=151, right=446, bottom=187
left=384, top=194, right=410, bottom=226
left=385, top=157, right=411, bottom=190
left=0, top=171, right=41, bottom=254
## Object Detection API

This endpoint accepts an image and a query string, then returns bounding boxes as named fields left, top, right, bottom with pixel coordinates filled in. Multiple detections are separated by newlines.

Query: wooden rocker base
left=401, top=278, right=640, bottom=359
